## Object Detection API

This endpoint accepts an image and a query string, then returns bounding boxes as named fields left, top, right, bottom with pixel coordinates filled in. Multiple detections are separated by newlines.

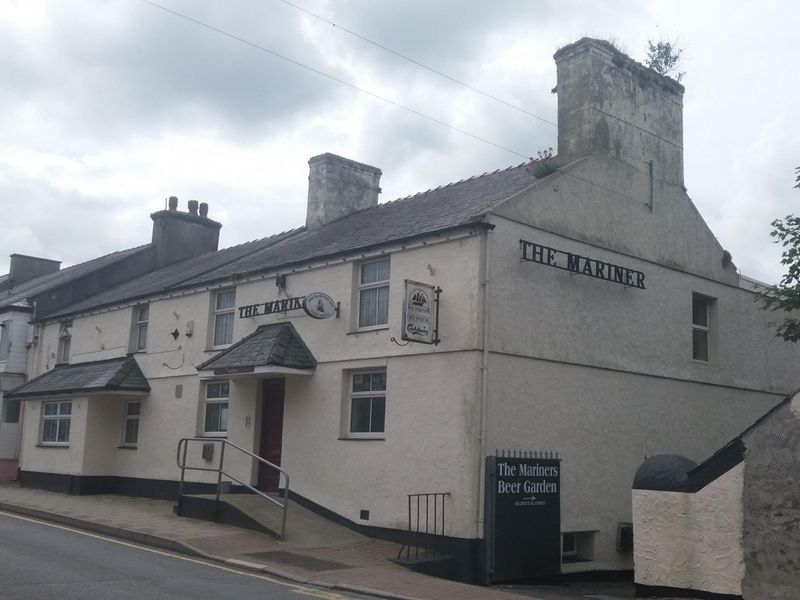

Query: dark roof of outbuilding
left=0, top=245, right=150, bottom=311
left=43, top=161, right=539, bottom=320
left=197, top=322, right=316, bottom=374
left=6, top=357, right=150, bottom=399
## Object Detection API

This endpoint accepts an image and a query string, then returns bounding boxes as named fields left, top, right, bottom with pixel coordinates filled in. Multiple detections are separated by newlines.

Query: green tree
left=758, top=166, right=800, bottom=341
left=645, top=40, right=685, bottom=82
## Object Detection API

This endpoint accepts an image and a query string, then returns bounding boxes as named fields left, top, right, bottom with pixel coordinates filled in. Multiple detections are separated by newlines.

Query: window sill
left=347, top=327, right=390, bottom=336
left=201, top=433, right=228, bottom=438
left=561, top=556, right=592, bottom=564
left=118, top=445, right=138, bottom=450
left=338, top=435, right=385, bottom=441
left=36, top=443, right=69, bottom=449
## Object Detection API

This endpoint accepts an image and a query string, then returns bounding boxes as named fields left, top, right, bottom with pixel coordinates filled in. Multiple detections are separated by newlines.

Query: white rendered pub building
left=9, top=39, right=800, bottom=580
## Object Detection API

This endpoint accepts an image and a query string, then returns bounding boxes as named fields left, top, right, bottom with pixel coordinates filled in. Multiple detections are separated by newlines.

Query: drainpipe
left=475, top=223, right=493, bottom=538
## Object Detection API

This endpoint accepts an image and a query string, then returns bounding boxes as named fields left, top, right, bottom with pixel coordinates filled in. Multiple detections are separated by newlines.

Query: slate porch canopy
left=6, top=357, right=150, bottom=400
left=197, top=322, right=317, bottom=379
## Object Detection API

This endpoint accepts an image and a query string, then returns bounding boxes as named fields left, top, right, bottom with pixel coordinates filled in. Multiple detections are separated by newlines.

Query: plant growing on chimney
left=757, top=166, right=800, bottom=342
left=645, top=40, right=685, bottom=82
left=532, top=147, right=557, bottom=179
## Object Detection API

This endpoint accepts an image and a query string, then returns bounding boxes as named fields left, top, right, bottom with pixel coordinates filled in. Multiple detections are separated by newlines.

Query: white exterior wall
left=20, top=231, right=485, bottom=536
left=632, top=464, right=744, bottom=596
left=482, top=158, right=800, bottom=570
left=0, top=308, right=32, bottom=461
left=20, top=397, right=88, bottom=474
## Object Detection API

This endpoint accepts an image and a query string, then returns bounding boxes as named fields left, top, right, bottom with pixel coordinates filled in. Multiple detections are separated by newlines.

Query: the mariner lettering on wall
left=239, top=292, right=337, bottom=320
left=520, top=239, right=646, bottom=289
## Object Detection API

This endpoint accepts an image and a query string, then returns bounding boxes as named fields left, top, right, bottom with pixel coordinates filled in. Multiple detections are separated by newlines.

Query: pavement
left=0, top=482, right=637, bottom=600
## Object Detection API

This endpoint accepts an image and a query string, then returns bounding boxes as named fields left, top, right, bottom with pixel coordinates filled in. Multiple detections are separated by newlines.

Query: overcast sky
left=1, top=1, right=798, bottom=283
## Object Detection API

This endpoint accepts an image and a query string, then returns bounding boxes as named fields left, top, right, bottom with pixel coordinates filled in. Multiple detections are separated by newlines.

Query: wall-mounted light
left=275, top=273, right=287, bottom=289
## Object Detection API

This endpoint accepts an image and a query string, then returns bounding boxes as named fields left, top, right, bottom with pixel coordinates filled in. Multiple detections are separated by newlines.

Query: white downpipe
left=475, top=225, right=492, bottom=537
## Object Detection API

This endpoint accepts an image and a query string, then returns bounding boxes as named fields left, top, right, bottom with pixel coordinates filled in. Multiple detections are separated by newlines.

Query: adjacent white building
left=8, top=38, right=800, bottom=580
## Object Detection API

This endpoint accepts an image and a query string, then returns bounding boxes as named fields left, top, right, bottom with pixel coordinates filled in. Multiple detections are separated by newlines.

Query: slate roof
left=0, top=245, right=150, bottom=311
left=197, top=323, right=317, bottom=374
left=7, top=357, right=150, bottom=399
left=44, top=229, right=300, bottom=321
left=44, top=161, right=539, bottom=320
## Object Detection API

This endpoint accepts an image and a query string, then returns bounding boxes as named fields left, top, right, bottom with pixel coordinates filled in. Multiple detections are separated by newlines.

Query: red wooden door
left=257, top=378, right=285, bottom=492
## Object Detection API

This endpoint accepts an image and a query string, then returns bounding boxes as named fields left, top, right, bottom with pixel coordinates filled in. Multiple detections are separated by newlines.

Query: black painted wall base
left=635, top=583, right=742, bottom=599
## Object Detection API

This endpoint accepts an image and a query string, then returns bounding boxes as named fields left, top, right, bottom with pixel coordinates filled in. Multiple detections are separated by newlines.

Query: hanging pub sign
left=401, top=280, right=441, bottom=345
left=239, top=292, right=338, bottom=319
left=520, top=239, right=646, bottom=289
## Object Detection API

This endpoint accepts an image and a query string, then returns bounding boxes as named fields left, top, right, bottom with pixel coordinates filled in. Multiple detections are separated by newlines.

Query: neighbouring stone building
left=7, top=38, right=800, bottom=581
left=633, top=391, right=800, bottom=600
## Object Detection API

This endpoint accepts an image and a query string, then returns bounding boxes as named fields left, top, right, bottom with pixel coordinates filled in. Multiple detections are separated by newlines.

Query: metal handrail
left=176, top=437, right=290, bottom=540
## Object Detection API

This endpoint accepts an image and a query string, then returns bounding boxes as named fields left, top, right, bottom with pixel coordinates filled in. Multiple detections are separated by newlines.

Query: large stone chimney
left=150, top=197, right=222, bottom=268
left=5, top=254, right=61, bottom=289
left=554, top=38, right=685, bottom=186
left=306, top=153, right=382, bottom=229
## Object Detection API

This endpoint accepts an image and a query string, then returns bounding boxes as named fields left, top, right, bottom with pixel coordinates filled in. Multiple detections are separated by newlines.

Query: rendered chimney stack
left=6, top=254, right=61, bottom=288
left=553, top=38, right=685, bottom=186
left=150, top=196, right=221, bottom=268
left=306, top=153, right=382, bottom=229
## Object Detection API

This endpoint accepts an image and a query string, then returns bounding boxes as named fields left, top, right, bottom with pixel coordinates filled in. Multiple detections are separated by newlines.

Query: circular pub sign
left=303, top=292, right=337, bottom=319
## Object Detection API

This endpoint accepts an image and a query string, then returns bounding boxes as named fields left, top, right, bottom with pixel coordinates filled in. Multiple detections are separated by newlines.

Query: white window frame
left=41, top=400, right=72, bottom=446
left=132, top=305, right=149, bottom=352
left=357, top=258, right=390, bottom=330
left=57, top=320, right=72, bottom=364
left=212, top=289, right=236, bottom=348
left=0, top=320, right=9, bottom=361
left=121, top=400, right=141, bottom=447
left=692, top=294, right=712, bottom=362
left=347, top=370, right=386, bottom=439
left=203, top=381, right=229, bottom=436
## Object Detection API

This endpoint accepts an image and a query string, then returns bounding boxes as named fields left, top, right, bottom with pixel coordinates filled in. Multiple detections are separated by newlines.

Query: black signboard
left=484, top=452, right=561, bottom=582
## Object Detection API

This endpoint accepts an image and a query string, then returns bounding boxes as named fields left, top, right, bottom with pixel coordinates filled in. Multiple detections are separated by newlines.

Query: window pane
left=57, top=419, right=70, bottom=443
left=353, top=373, right=371, bottom=392
left=124, top=419, right=139, bottom=445
left=692, top=297, right=708, bottom=327
left=60, top=337, right=71, bottom=362
left=369, top=397, right=385, bottom=433
left=350, top=397, right=372, bottom=433
left=214, top=312, right=234, bottom=346
left=207, top=383, right=220, bottom=399
left=127, top=402, right=141, bottom=417
left=218, top=403, right=228, bottom=432
left=3, top=399, right=20, bottom=424
left=137, top=323, right=148, bottom=350
left=359, top=288, right=378, bottom=327
left=138, top=305, right=149, bottom=322
left=220, top=382, right=229, bottom=397
left=205, top=403, right=220, bottom=432
left=59, top=402, right=72, bottom=416
left=216, top=290, right=236, bottom=310
left=361, top=259, right=390, bottom=284
left=42, top=419, right=56, bottom=442
left=693, top=329, right=708, bottom=361
left=44, top=403, right=58, bottom=416
left=370, top=372, right=386, bottom=391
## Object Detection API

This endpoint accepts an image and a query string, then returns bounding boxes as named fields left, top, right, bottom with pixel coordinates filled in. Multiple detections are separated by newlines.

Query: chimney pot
left=187, top=200, right=199, bottom=215
left=168, top=196, right=179, bottom=211
left=199, top=202, right=209, bottom=218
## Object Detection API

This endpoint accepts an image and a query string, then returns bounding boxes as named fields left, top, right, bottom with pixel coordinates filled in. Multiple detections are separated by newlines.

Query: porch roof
left=197, top=322, right=316, bottom=377
left=6, top=357, right=150, bottom=400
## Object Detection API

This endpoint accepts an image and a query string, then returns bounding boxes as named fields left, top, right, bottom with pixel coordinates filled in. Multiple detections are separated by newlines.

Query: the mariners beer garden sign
left=484, top=450, right=561, bottom=582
